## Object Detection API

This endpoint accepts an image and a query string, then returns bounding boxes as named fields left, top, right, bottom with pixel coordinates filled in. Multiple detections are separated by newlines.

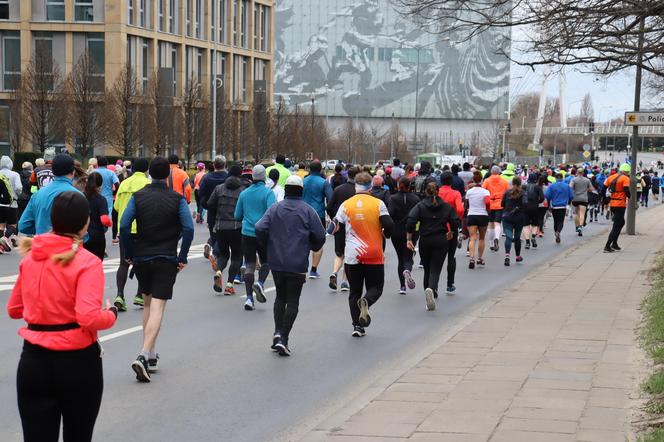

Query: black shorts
left=242, top=234, right=268, bottom=265
left=133, top=258, right=178, bottom=300
left=653, top=188, right=660, bottom=195
left=0, top=206, right=17, bottom=224
left=488, top=210, right=503, bottom=223
left=334, top=225, right=346, bottom=258
left=572, top=201, right=588, bottom=207
left=524, top=208, right=539, bottom=226
left=467, top=215, right=489, bottom=227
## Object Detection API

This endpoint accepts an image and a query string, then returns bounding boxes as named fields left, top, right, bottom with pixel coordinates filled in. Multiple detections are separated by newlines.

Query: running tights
left=551, top=208, right=566, bottom=233
left=502, top=220, right=524, bottom=256
left=345, top=264, right=384, bottom=326
left=272, top=272, right=306, bottom=340
left=446, top=234, right=457, bottom=286
left=390, top=231, right=413, bottom=288
left=17, top=341, right=103, bottom=442
left=116, top=237, right=140, bottom=298
left=242, top=235, right=270, bottom=298
left=216, top=229, right=243, bottom=284
left=419, top=235, right=448, bottom=295
left=606, top=207, right=626, bottom=248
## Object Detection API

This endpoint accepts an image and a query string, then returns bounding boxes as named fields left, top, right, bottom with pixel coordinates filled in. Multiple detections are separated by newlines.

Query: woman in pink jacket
left=6, top=191, right=117, bottom=442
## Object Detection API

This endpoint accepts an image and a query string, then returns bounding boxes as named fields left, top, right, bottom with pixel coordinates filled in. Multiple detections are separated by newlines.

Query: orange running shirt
left=336, top=193, right=389, bottom=265
left=604, top=174, right=630, bottom=208
left=482, top=175, right=509, bottom=210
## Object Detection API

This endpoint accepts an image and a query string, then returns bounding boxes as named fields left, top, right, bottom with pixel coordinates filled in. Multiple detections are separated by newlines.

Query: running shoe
left=240, top=265, right=246, bottom=281
left=271, top=333, right=281, bottom=350
left=253, top=282, right=266, bottom=303
left=611, top=244, right=622, bottom=251
left=525, top=239, right=530, bottom=250
left=531, top=238, right=538, bottom=248
left=577, top=227, right=583, bottom=237
left=274, top=338, right=291, bottom=357
left=465, top=250, right=470, bottom=257
left=114, top=296, right=127, bottom=312
left=351, top=326, right=366, bottom=338
left=329, top=274, right=337, bottom=290
left=504, top=256, right=511, bottom=266
left=446, top=285, right=456, bottom=294
left=340, top=281, right=350, bottom=292
left=309, top=270, right=320, bottom=279
left=457, top=234, right=463, bottom=249
left=208, top=254, right=218, bottom=272
left=399, top=287, right=406, bottom=295
left=203, top=243, right=211, bottom=260
left=477, top=258, right=486, bottom=266
left=425, top=288, right=436, bottom=311
left=555, top=232, right=561, bottom=244
left=0, top=237, right=11, bottom=252
left=403, top=269, right=416, bottom=290
left=131, top=355, right=151, bottom=382
left=224, top=284, right=236, bottom=296
left=233, top=274, right=242, bottom=284
left=133, top=294, right=144, bottom=307
left=9, top=235, right=17, bottom=248
left=357, top=298, right=371, bottom=327
left=493, top=238, right=499, bottom=251
left=469, top=259, right=475, bottom=270
left=515, top=256, right=524, bottom=263
left=112, top=238, right=119, bottom=245
left=244, top=297, right=255, bottom=311
left=148, top=354, right=159, bottom=373
left=213, top=271, right=223, bottom=293
left=603, top=246, right=614, bottom=253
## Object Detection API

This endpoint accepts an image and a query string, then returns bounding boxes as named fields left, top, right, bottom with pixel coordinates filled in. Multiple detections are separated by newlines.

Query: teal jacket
left=234, top=182, right=276, bottom=237
left=19, top=177, right=82, bottom=235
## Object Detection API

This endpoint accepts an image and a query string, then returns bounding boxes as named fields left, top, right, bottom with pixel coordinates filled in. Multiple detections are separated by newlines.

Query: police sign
left=624, top=112, right=664, bottom=126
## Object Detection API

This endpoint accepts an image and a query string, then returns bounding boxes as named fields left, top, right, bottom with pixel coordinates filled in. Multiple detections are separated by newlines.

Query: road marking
left=98, top=286, right=277, bottom=342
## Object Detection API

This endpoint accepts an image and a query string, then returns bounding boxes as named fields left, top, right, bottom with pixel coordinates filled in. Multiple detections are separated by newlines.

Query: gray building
left=275, top=0, right=510, bottom=155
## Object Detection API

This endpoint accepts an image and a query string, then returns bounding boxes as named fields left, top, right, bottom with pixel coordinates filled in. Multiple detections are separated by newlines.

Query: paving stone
left=489, top=430, right=575, bottom=442
left=409, top=433, right=490, bottom=442
left=576, top=428, right=630, bottom=442
left=334, top=420, right=417, bottom=438
left=498, top=417, right=578, bottom=433
left=417, top=410, right=501, bottom=434
left=578, top=407, right=627, bottom=431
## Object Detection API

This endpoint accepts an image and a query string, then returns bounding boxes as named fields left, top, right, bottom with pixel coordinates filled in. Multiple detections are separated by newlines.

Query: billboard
left=275, top=0, right=511, bottom=120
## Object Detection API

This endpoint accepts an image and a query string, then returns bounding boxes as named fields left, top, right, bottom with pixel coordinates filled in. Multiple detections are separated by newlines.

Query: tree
left=22, top=46, right=65, bottom=153
left=341, top=117, right=355, bottom=163
left=106, top=63, right=141, bottom=157
left=146, top=71, right=175, bottom=156
left=65, top=52, right=106, bottom=161
left=579, top=93, right=594, bottom=124
left=0, top=85, right=24, bottom=154
left=180, top=78, right=211, bottom=168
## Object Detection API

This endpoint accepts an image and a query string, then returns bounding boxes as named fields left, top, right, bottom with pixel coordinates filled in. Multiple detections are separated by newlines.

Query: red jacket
left=7, top=233, right=116, bottom=350
left=438, top=185, right=465, bottom=219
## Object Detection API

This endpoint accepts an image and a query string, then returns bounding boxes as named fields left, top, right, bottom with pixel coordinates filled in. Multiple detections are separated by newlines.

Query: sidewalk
left=302, top=205, right=664, bottom=442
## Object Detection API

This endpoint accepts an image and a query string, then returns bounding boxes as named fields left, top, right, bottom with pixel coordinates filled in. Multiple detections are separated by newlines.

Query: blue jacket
left=234, top=182, right=276, bottom=237
left=545, top=180, right=574, bottom=208
left=199, top=170, right=228, bottom=222
left=19, top=177, right=81, bottom=235
left=255, top=197, right=326, bottom=274
left=303, top=173, right=332, bottom=219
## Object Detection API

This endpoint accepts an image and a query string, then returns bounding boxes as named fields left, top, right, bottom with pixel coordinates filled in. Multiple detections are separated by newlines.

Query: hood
left=29, top=233, right=76, bottom=262
left=224, top=175, right=242, bottom=190
left=0, top=155, right=12, bottom=170
left=421, top=196, right=444, bottom=210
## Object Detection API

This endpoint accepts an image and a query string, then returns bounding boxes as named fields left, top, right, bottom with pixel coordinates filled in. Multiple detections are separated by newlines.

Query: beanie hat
left=619, top=163, right=631, bottom=173
left=229, top=165, right=242, bottom=177
left=252, top=165, right=266, bottom=181
left=285, top=175, right=303, bottom=188
left=51, top=154, right=75, bottom=177
left=149, top=156, right=170, bottom=180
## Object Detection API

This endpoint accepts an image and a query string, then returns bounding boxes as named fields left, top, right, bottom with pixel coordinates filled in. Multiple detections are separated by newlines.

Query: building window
left=0, top=0, right=9, bottom=20
left=186, top=0, right=191, bottom=36
left=171, top=46, right=177, bottom=95
left=47, top=0, right=65, bottom=21
left=253, top=5, right=258, bottom=50
left=378, top=47, right=392, bottom=61
left=34, top=33, right=54, bottom=90
left=364, top=47, right=374, bottom=61
left=259, top=5, right=270, bottom=52
left=232, top=0, right=238, bottom=46
left=86, top=33, right=105, bottom=92
left=75, top=0, right=94, bottom=21
left=158, top=0, right=164, bottom=30
left=219, top=0, right=227, bottom=43
left=169, top=0, right=175, bottom=33
left=240, top=0, right=248, bottom=48
left=195, top=0, right=202, bottom=38
left=3, top=34, right=20, bottom=90
left=196, top=48, right=202, bottom=85
left=126, top=36, right=133, bottom=66
left=139, top=0, right=146, bottom=27
left=142, top=39, right=149, bottom=92
left=233, top=54, right=247, bottom=103
left=128, top=0, right=134, bottom=24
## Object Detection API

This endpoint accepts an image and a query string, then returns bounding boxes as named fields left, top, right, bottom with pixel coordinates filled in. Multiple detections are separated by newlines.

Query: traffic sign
left=583, top=144, right=590, bottom=152
left=625, top=112, right=664, bottom=126
left=583, top=151, right=591, bottom=159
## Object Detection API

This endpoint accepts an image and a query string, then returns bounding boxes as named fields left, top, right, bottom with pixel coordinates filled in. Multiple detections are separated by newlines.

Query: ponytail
left=51, top=235, right=82, bottom=266
left=425, top=182, right=439, bottom=206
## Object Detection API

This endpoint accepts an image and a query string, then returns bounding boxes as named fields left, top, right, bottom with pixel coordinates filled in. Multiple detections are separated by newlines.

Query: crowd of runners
left=1, top=149, right=655, bottom=441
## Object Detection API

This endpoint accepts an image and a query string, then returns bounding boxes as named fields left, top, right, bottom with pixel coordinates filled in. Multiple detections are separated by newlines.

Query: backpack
left=524, top=183, right=541, bottom=209
left=608, top=176, right=619, bottom=195
left=412, top=174, right=428, bottom=195
left=0, top=174, right=14, bottom=205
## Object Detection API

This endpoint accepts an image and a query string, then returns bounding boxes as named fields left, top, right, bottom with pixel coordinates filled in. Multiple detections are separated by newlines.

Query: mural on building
left=275, top=0, right=510, bottom=120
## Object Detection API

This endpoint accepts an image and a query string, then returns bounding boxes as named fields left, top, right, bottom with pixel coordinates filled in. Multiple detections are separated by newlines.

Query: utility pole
left=211, top=0, right=216, bottom=159
left=627, top=15, right=645, bottom=236
left=413, top=47, right=421, bottom=155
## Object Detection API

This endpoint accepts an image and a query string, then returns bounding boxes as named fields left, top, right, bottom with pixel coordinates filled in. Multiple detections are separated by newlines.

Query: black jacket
left=87, top=193, right=109, bottom=239
left=327, top=181, right=355, bottom=219
left=207, top=176, right=245, bottom=231
left=19, top=169, right=32, bottom=202
left=133, top=183, right=183, bottom=257
left=452, top=174, right=466, bottom=197
left=502, top=191, right=529, bottom=224
left=199, top=170, right=228, bottom=220
left=524, top=183, right=545, bottom=210
left=371, top=186, right=390, bottom=206
left=407, top=196, right=459, bottom=238
left=388, top=191, right=420, bottom=235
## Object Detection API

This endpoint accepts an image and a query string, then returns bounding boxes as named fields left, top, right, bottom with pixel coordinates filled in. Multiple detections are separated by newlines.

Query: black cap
left=51, top=191, right=90, bottom=235
left=149, top=156, right=170, bottom=180
left=134, top=158, right=149, bottom=173
left=51, top=153, right=75, bottom=177
left=229, top=165, right=242, bottom=177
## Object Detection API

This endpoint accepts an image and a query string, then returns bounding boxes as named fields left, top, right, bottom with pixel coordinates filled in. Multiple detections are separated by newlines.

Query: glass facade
left=75, top=0, right=94, bottom=22
left=47, top=0, right=65, bottom=21
left=3, top=32, right=19, bottom=90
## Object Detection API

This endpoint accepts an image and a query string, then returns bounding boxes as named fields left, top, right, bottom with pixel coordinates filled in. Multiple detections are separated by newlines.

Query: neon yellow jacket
left=114, top=172, right=151, bottom=234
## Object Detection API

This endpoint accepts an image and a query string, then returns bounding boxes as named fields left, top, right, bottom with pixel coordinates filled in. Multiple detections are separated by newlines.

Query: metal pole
left=413, top=47, right=421, bottom=154
left=627, top=15, right=645, bottom=235
left=211, top=0, right=217, bottom=159
left=390, top=111, right=395, bottom=160
left=553, top=132, right=558, bottom=165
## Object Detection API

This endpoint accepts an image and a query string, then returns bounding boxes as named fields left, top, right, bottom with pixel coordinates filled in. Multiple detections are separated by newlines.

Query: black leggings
left=552, top=208, right=566, bottom=233
left=418, top=235, right=448, bottom=295
left=83, top=235, right=106, bottom=261
left=345, top=264, right=384, bottom=326
left=17, top=341, right=103, bottom=442
left=272, top=271, right=306, bottom=340
left=116, top=236, right=140, bottom=298
left=390, top=231, right=413, bottom=287
left=606, top=207, right=626, bottom=248
left=111, top=209, right=118, bottom=240
left=242, top=235, right=270, bottom=297
left=216, top=229, right=243, bottom=284
left=447, top=234, right=457, bottom=286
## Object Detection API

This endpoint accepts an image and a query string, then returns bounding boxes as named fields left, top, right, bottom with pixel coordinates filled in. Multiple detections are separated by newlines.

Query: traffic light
left=507, top=122, right=512, bottom=133
left=589, top=121, right=595, bottom=133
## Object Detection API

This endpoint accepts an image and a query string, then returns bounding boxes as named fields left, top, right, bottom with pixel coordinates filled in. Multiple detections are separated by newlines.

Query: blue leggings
left=502, top=220, right=524, bottom=256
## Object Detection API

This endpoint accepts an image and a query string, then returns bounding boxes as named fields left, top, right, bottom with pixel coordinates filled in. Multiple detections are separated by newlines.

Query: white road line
left=98, top=286, right=277, bottom=342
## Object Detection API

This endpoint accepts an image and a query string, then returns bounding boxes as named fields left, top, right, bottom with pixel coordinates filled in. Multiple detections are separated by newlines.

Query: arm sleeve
left=406, top=204, right=420, bottom=234
left=234, top=193, right=244, bottom=220
left=198, top=178, right=208, bottom=211
left=448, top=206, right=461, bottom=232
left=326, top=191, right=337, bottom=219
left=177, top=199, right=194, bottom=263
left=6, top=268, right=24, bottom=319
left=454, top=194, right=464, bottom=219
left=324, top=180, right=333, bottom=205
left=335, top=203, right=348, bottom=225
left=75, top=261, right=116, bottom=331
left=119, top=197, right=137, bottom=259
left=266, top=190, right=277, bottom=208
left=183, top=177, right=192, bottom=204
left=12, top=174, right=22, bottom=196
left=18, top=198, right=36, bottom=235
left=206, top=188, right=218, bottom=216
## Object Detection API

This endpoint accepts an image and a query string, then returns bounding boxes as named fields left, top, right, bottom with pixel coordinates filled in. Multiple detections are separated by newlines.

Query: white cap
left=285, top=175, right=303, bottom=188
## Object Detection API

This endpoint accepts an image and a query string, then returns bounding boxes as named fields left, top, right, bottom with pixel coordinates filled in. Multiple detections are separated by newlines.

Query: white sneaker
left=425, top=288, right=436, bottom=311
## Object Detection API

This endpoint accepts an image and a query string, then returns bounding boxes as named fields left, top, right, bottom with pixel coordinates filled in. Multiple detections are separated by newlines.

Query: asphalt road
left=0, top=208, right=635, bottom=442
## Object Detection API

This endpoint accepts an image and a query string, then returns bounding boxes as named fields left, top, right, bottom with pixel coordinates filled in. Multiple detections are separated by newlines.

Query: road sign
left=305, top=152, right=313, bottom=161
left=624, top=112, right=664, bottom=126
left=583, top=151, right=591, bottom=159
left=583, top=144, right=590, bottom=152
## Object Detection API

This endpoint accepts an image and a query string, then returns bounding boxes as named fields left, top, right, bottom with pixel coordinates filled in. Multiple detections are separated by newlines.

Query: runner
left=7, top=191, right=117, bottom=441
left=16, top=162, right=32, bottom=223
left=113, top=158, right=150, bottom=311
left=388, top=177, right=420, bottom=294
left=0, top=155, right=21, bottom=253
left=642, top=170, right=652, bottom=207
left=266, top=154, right=292, bottom=187
left=482, top=166, right=509, bottom=252
left=522, top=173, right=544, bottom=249
left=255, top=175, right=326, bottom=356
left=94, top=157, right=119, bottom=216
left=29, top=150, right=55, bottom=192
left=465, top=171, right=490, bottom=269
left=83, top=172, right=112, bottom=261
left=234, top=165, right=276, bottom=311
left=370, top=175, right=390, bottom=206
left=502, top=178, right=528, bottom=266
left=604, top=163, right=631, bottom=253
left=198, top=156, right=229, bottom=269
left=19, top=154, right=81, bottom=236
left=545, top=173, right=574, bottom=244
left=652, top=172, right=661, bottom=203
left=326, top=166, right=359, bottom=292
left=411, top=161, right=437, bottom=198
left=120, top=157, right=194, bottom=382
left=330, top=164, right=347, bottom=190
left=303, top=161, right=332, bottom=278
left=167, top=154, right=192, bottom=203
left=206, top=165, right=245, bottom=295
left=333, top=172, right=393, bottom=336
left=407, top=182, right=459, bottom=311
left=437, top=171, right=464, bottom=294
left=266, top=168, right=285, bottom=202
left=391, top=158, right=405, bottom=181
left=570, top=168, right=594, bottom=236
left=193, top=162, right=207, bottom=223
